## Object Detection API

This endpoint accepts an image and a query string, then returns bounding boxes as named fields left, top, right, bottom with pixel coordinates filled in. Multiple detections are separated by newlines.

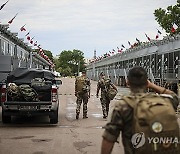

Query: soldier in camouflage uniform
left=75, top=71, right=90, bottom=119
left=96, top=72, right=117, bottom=118
left=101, top=67, right=179, bottom=154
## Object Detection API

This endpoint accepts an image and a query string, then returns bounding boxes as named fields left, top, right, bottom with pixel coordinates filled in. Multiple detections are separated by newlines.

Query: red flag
left=8, top=13, right=18, bottom=24
left=34, top=41, right=37, bottom=46
left=171, top=23, right=178, bottom=33
left=156, top=29, right=162, bottom=39
left=20, top=24, right=26, bottom=31
left=0, top=0, right=9, bottom=11
left=27, top=36, right=30, bottom=40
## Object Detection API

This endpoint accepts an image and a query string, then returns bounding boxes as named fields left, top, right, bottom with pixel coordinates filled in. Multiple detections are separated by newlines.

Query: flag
left=8, top=13, right=18, bottom=24
left=20, top=24, right=26, bottom=31
left=121, top=44, right=125, bottom=48
left=34, top=41, right=37, bottom=46
left=156, top=29, right=162, bottom=39
left=37, top=44, right=41, bottom=49
left=27, top=36, right=30, bottom=40
left=112, top=49, right=115, bottom=54
left=157, top=29, right=162, bottom=35
left=25, top=31, right=30, bottom=36
left=30, top=39, right=33, bottom=44
left=136, top=38, right=140, bottom=43
left=171, top=23, right=178, bottom=33
left=128, top=41, right=131, bottom=46
left=0, top=0, right=9, bottom=11
left=118, top=48, right=123, bottom=53
left=145, top=33, right=151, bottom=41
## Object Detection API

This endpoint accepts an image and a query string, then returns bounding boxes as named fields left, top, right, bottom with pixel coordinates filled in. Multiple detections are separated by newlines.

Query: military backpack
left=76, top=76, right=89, bottom=94
left=122, top=93, right=179, bottom=154
left=102, top=78, right=117, bottom=100
left=19, top=84, right=38, bottom=101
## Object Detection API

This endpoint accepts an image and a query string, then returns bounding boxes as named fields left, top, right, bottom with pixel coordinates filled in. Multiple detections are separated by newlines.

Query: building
left=86, top=34, right=180, bottom=94
left=0, top=24, right=52, bottom=83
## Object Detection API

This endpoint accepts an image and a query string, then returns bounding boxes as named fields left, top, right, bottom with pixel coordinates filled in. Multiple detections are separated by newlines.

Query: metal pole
left=29, top=51, right=32, bottom=68
left=78, top=60, right=80, bottom=76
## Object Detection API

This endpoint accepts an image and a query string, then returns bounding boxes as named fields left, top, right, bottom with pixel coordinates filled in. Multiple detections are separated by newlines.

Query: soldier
left=75, top=71, right=90, bottom=119
left=96, top=72, right=117, bottom=118
left=101, top=66, right=179, bottom=154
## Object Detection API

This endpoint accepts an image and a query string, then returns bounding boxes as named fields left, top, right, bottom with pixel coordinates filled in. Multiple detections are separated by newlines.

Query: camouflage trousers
left=100, top=94, right=110, bottom=117
left=76, top=93, right=89, bottom=116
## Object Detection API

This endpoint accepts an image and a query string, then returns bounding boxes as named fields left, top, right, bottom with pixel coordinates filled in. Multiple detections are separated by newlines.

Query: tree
left=154, top=0, right=180, bottom=34
left=43, top=50, right=54, bottom=62
left=56, top=49, right=86, bottom=76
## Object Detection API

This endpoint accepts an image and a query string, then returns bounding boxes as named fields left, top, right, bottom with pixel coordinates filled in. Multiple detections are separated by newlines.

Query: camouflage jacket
left=102, top=92, right=179, bottom=154
left=97, top=78, right=114, bottom=95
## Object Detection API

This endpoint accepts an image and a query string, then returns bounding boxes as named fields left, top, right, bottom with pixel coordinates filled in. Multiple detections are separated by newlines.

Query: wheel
left=50, top=109, right=58, bottom=124
left=2, top=110, right=11, bottom=123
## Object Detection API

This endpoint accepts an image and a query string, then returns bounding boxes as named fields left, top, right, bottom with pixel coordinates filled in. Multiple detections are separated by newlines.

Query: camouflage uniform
left=97, top=78, right=112, bottom=118
left=102, top=92, right=179, bottom=154
left=75, top=76, right=90, bottom=119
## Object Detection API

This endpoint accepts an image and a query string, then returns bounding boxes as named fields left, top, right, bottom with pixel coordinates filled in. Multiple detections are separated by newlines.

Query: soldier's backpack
left=31, top=78, right=51, bottom=92
left=76, top=76, right=89, bottom=94
left=104, top=78, right=117, bottom=100
left=106, top=85, right=118, bottom=100
left=122, top=93, right=179, bottom=154
left=19, top=84, right=38, bottom=101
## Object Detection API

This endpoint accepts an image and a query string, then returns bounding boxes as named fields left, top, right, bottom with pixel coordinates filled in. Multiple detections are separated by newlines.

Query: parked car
left=1, top=68, right=61, bottom=124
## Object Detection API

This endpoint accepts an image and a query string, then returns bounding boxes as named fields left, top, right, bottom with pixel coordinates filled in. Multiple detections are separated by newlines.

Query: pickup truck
left=1, top=68, right=61, bottom=124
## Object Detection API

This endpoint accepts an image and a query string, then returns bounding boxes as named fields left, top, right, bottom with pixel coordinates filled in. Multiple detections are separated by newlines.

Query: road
left=0, top=77, right=130, bottom=154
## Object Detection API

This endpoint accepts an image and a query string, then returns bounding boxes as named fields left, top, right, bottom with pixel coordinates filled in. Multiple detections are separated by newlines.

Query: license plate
left=20, top=106, right=37, bottom=110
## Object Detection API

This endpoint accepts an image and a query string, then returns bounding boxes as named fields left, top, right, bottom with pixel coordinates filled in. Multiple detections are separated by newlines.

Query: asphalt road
left=0, top=77, right=129, bottom=154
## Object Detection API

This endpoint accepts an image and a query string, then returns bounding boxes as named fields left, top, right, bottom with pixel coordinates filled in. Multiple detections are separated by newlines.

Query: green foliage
left=43, top=50, right=54, bottom=62
left=56, top=49, right=86, bottom=76
left=154, top=0, right=180, bottom=34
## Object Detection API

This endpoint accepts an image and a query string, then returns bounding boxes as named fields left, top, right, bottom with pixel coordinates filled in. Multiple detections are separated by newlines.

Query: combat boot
left=76, top=113, right=79, bottom=119
left=83, top=115, right=88, bottom=119
left=103, top=115, right=107, bottom=119
left=103, top=111, right=107, bottom=119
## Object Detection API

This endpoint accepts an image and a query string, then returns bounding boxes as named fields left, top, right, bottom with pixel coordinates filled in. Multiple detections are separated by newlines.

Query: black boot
left=103, top=115, right=107, bottom=119
left=76, top=113, right=79, bottom=119
left=83, top=115, right=88, bottom=119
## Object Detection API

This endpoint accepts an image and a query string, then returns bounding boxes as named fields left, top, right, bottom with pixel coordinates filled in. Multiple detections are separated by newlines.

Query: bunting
left=171, top=23, right=178, bottom=33
left=121, top=44, right=125, bottom=48
left=20, top=24, right=26, bottom=31
left=156, top=29, right=162, bottom=39
left=8, top=13, right=18, bottom=24
left=0, top=0, right=9, bottom=11
left=128, top=41, right=131, bottom=46
left=136, top=38, right=140, bottom=43
left=25, top=31, right=30, bottom=36
left=145, top=33, right=151, bottom=41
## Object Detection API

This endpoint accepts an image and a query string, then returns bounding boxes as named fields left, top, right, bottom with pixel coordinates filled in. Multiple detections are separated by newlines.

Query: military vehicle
left=1, top=68, right=61, bottom=124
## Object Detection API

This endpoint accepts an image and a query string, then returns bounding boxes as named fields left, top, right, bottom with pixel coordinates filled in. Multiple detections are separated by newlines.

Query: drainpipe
left=29, top=51, right=32, bottom=68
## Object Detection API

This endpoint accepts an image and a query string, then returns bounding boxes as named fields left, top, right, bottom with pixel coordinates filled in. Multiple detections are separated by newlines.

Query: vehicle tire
left=50, top=108, right=58, bottom=124
left=2, top=110, right=11, bottom=123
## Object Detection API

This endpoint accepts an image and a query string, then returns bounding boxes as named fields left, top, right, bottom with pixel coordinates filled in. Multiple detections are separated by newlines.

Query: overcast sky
left=0, top=0, right=177, bottom=58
